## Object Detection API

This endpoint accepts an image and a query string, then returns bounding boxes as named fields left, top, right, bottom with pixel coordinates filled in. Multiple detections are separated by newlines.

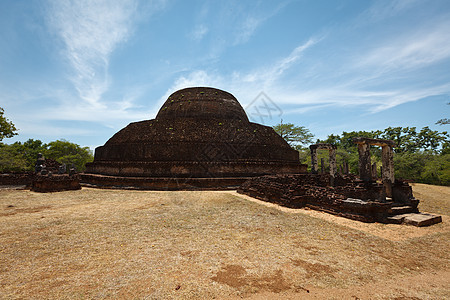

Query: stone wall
left=85, top=160, right=307, bottom=178
left=237, top=174, right=392, bottom=222
left=31, top=175, right=81, bottom=193
left=0, top=173, right=33, bottom=186
left=81, top=173, right=250, bottom=190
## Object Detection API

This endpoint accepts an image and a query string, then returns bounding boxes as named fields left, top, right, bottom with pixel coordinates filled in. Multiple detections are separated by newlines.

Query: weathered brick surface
left=0, top=173, right=33, bottom=186
left=238, top=174, right=392, bottom=222
left=85, top=87, right=306, bottom=187
left=31, top=175, right=81, bottom=193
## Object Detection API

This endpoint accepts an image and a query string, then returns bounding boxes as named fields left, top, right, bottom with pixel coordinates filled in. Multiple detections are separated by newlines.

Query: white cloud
left=234, top=16, right=262, bottom=45
left=358, top=19, right=450, bottom=73
left=237, top=37, right=321, bottom=89
left=158, top=38, right=320, bottom=110
left=162, top=29, right=450, bottom=119
left=190, top=24, right=209, bottom=41
left=362, top=0, right=420, bottom=22
left=46, top=0, right=139, bottom=107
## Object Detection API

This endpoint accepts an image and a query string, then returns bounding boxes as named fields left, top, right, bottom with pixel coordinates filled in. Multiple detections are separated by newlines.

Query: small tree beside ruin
left=0, top=107, right=17, bottom=141
left=273, top=122, right=314, bottom=150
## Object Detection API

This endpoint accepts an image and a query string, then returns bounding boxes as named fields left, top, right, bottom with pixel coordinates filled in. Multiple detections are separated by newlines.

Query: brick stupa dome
left=83, top=87, right=306, bottom=189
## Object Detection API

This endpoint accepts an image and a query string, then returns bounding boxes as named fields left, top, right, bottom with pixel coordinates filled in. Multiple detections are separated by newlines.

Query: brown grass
left=0, top=185, right=449, bottom=299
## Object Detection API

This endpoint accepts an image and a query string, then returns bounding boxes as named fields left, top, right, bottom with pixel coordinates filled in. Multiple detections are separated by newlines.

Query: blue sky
left=1, top=0, right=449, bottom=150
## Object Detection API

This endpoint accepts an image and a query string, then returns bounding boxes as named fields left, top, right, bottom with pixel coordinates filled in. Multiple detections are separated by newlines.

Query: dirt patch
left=0, top=186, right=448, bottom=299
left=411, top=183, right=450, bottom=216
left=0, top=205, right=51, bottom=217
left=290, top=259, right=336, bottom=279
left=212, top=264, right=290, bottom=294
left=231, top=191, right=449, bottom=241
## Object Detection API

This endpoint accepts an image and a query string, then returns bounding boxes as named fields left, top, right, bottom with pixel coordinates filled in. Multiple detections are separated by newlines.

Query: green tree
left=380, top=127, right=419, bottom=153
left=0, top=107, right=18, bottom=141
left=45, top=140, right=93, bottom=172
left=273, top=122, right=314, bottom=150
left=0, top=139, right=94, bottom=173
left=0, top=143, right=27, bottom=172
left=416, top=126, right=449, bottom=153
left=317, top=126, right=450, bottom=185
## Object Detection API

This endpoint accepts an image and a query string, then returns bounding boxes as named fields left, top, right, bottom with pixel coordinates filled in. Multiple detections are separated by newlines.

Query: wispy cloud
left=362, top=0, right=420, bottom=22
left=189, top=24, right=209, bottom=41
left=234, top=16, right=263, bottom=45
left=235, top=37, right=321, bottom=90
left=160, top=38, right=320, bottom=107
left=163, top=23, right=450, bottom=118
left=233, top=1, right=292, bottom=45
left=46, top=0, right=139, bottom=107
left=358, top=19, right=450, bottom=73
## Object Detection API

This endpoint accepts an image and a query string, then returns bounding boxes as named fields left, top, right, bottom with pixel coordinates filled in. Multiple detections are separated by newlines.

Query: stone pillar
left=329, top=148, right=336, bottom=186
left=321, top=158, right=325, bottom=174
left=356, top=142, right=372, bottom=182
left=382, top=145, right=394, bottom=198
left=310, top=146, right=318, bottom=174
left=329, top=148, right=337, bottom=177
left=372, top=162, right=377, bottom=179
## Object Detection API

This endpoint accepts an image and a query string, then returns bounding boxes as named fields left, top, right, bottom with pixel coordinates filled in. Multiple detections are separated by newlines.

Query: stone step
left=386, top=214, right=405, bottom=224
left=387, top=213, right=442, bottom=227
left=388, top=205, right=416, bottom=215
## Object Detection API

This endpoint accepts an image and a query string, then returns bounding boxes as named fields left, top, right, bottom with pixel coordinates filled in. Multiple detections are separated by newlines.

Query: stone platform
left=31, top=174, right=81, bottom=193
left=81, top=173, right=251, bottom=190
left=387, top=213, right=443, bottom=227
left=237, top=173, right=442, bottom=226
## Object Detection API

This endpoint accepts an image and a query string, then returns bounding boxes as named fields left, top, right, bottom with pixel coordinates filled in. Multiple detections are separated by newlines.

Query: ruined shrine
left=238, top=139, right=442, bottom=226
left=83, top=87, right=306, bottom=189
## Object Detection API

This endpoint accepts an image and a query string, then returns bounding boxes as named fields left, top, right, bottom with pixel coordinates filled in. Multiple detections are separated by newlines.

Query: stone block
left=403, top=213, right=442, bottom=227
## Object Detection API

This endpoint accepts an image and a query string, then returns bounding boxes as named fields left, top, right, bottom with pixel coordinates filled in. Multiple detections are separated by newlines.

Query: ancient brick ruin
left=31, top=174, right=81, bottom=193
left=83, top=87, right=306, bottom=189
left=238, top=139, right=442, bottom=226
left=0, top=155, right=81, bottom=192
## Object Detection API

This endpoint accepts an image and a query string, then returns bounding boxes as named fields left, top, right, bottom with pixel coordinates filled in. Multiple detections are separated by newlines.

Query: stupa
left=83, top=87, right=306, bottom=189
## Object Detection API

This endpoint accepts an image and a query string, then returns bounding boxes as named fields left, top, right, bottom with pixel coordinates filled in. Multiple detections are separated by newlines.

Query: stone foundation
left=0, top=173, right=33, bottom=186
left=238, top=174, right=417, bottom=223
left=31, top=175, right=81, bottom=193
left=81, top=173, right=250, bottom=190
left=85, top=160, right=307, bottom=178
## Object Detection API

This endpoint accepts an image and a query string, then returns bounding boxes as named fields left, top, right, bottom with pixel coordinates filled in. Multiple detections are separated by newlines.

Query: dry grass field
left=0, top=184, right=449, bottom=299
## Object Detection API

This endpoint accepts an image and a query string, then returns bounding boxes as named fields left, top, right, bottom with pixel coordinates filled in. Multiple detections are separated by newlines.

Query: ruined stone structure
left=31, top=174, right=81, bottom=193
left=238, top=137, right=442, bottom=226
left=0, top=172, right=34, bottom=187
left=238, top=174, right=392, bottom=222
left=83, top=87, right=306, bottom=189
left=309, top=143, right=337, bottom=185
left=352, top=137, right=395, bottom=197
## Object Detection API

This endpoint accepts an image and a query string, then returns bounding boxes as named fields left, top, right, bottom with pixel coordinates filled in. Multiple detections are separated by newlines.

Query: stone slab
left=403, top=213, right=442, bottom=227
left=389, top=206, right=416, bottom=215
left=386, top=214, right=406, bottom=224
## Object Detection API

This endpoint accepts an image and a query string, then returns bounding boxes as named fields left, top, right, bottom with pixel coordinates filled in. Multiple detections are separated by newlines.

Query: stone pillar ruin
left=355, top=141, right=372, bottom=181
left=329, top=147, right=337, bottom=178
left=309, top=143, right=337, bottom=185
left=310, top=146, right=319, bottom=174
left=352, top=137, right=395, bottom=197
left=382, top=144, right=395, bottom=198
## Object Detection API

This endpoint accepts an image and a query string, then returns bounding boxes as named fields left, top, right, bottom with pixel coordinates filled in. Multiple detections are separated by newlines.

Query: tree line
left=273, top=123, right=449, bottom=186
left=0, top=139, right=93, bottom=173
left=0, top=108, right=94, bottom=173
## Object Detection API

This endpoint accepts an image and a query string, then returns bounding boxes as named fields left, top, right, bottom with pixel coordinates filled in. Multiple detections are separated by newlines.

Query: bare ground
left=0, top=184, right=448, bottom=299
